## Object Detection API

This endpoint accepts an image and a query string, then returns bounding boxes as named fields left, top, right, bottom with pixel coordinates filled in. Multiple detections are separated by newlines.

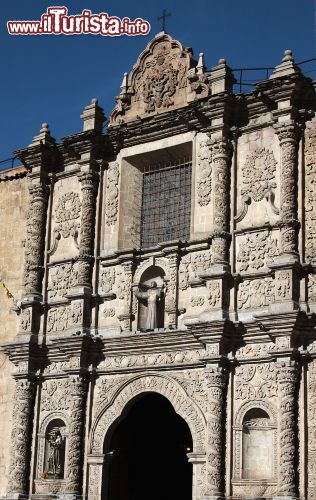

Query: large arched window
left=242, top=408, right=273, bottom=479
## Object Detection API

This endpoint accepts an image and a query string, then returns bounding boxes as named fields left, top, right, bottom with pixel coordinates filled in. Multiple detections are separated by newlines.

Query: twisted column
left=205, top=366, right=226, bottom=498
left=275, top=123, right=300, bottom=256
left=7, top=378, right=36, bottom=495
left=277, top=362, right=298, bottom=497
left=76, top=171, right=99, bottom=288
left=211, top=138, right=232, bottom=264
left=24, top=183, right=49, bottom=297
left=65, top=377, right=88, bottom=495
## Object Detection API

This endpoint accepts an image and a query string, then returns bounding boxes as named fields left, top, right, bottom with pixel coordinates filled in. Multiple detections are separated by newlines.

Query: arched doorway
left=102, top=393, right=193, bottom=500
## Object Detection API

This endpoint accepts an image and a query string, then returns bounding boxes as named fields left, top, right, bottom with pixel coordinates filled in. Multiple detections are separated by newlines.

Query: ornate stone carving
left=208, top=281, right=221, bottom=308
left=238, top=278, right=274, bottom=309
left=55, top=192, right=81, bottom=238
left=65, top=377, right=88, bottom=494
left=241, top=147, right=277, bottom=202
left=308, top=274, right=316, bottom=302
left=205, top=366, right=226, bottom=496
left=7, top=378, right=36, bottom=494
left=91, top=374, right=206, bottom=454
left=98, top=349, right=202, bottom=372
left=234, top=364, right=278, bottom=400
left=24, top=183, right=49, bottom=296
left=191, top=296, right=205, bottom=307
left=212, top=139, right=231, bottom=234
left=47, top=306, right=71, bottom=333
left=103, top=307, right=115, bottom=318
left=179, top=251, right=211, bottom=290
left=276, top=362, right=298, bottom=497
left=235, top=343, right=274, bottom=359
left=20, top=308, right=31, bottom=331
left=48, top=262, right=79, bottom=300
left=237, top=231, right=279, bottom=272
left=308, top=359, right=316, bottom=498
left=275, top=123, right=300, bottom=255
left=105, top=162, right=119, bottom=226
left=100, top=267, right=116, bottom=294
left=133, top=40, right=186, bottom=111
left=40, top=377, right=88, bottom=494
left=275, top=270, right=291, bottom=300
left=76, top=171, right=99, bottom=288
left=197, top=140, right=212, bottom=206
left=305, top=124, right=316, bottom=264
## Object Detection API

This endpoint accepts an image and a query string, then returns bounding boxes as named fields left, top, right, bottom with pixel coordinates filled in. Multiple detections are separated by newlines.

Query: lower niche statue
left=134, top=281, right=165, bottom=330
left=47, top=428, right=63, bottom=478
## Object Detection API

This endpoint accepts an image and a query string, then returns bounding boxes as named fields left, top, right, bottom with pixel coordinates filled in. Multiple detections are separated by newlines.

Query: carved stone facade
left=0, top=33, right=316, bottom=500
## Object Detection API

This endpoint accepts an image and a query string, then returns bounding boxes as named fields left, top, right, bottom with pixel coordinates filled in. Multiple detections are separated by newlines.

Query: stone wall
left=0, top=169, right=28, bottom=496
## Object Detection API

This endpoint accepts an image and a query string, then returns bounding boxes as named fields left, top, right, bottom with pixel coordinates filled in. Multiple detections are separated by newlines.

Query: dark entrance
left=102, top=393, right=193, bottom=500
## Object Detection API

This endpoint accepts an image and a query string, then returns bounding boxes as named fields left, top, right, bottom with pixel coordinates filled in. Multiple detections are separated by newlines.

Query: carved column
left=211, top=138, right=232, bottom=265
left=274, top=123, right=300, bottom=257
left=308, top=359, right=316, bottom=499
left=275, top=361, right=299, bottom=499
left=65, top=376, right=88, bottom=496
left=7, top=378, right=36, bottom=497
left=164, top=254, right=179, bottom=328
left=118, top=260, right=135, bottom=331
left=24, top=182, right=50, bottom=299
left=204, top=366, right=226, bottom=499
left=76, top=170, right=99, bottom=288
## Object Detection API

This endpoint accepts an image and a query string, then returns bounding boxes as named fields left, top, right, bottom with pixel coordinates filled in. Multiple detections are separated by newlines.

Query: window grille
left=140, top=157, right=192, bottom=248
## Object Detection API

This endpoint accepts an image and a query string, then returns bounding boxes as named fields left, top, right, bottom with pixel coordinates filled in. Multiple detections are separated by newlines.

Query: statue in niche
left=134, top=281, right=165, bottom=330
left=47, top=428, right=63, bottom=478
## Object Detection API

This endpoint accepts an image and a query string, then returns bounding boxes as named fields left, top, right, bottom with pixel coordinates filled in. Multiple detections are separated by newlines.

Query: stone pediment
left=110, top=32, right=209, bottom=126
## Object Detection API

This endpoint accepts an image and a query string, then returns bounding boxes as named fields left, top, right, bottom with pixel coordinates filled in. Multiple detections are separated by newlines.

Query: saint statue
left=134, top=281, right=165, bottom=330
left=47, top=429, right=63, bottom=477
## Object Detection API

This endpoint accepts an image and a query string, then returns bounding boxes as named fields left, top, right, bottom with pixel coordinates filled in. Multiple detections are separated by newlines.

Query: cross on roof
left=157, top=9, right=171, bottom=32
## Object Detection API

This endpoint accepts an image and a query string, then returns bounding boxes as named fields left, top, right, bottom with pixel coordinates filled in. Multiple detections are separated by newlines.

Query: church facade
left=0, top=32, right=316, bottom=499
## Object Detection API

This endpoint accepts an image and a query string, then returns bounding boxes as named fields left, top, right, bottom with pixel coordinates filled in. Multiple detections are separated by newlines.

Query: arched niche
left=36, top=414, right=68, bottom=483
left=233, top=401, right=277, bottom=485
left=242, top=408, right=274, bottom=480
left=44, top=418, right=66, bottom=479
left=136, top=265, right=165, bottom=330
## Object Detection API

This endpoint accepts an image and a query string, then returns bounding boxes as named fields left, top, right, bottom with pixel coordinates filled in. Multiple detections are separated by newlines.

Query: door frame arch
left=87, top=373, right=207, bottom=500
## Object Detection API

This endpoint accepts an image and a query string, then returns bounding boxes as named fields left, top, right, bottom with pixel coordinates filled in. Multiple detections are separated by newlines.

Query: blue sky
left=0, top=0, right=314, bottom=161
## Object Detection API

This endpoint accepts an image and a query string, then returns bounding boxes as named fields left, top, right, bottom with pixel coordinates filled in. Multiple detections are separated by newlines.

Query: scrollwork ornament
left=55, top=192, right=81, bottom=238
left=197, top=140, right=212, bottom=206
left=241, top=147, right=277, bottom=202
left=105, top=162, right=120, bottom=226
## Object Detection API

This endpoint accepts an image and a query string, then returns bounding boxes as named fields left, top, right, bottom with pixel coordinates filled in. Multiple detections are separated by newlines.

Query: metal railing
left=232, top=57, right=316, bottom=93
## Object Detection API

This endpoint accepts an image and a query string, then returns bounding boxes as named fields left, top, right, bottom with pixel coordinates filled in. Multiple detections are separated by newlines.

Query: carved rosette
left=7, top=378, right=36, bottom=494
left=205, top=366, right=226, bottom=497
left=65, top=377, right=88, bottom=494
left=24, top=183, right=49, bottom=296
left=211, top=138, right=232, bottom=263
left=276, top=362, right=298, bottom=497
left=308, top=359, right=316, bottom=498
left=275, top=123, right=300, bottom=255
left=76, top=171, right=99, bottom=287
